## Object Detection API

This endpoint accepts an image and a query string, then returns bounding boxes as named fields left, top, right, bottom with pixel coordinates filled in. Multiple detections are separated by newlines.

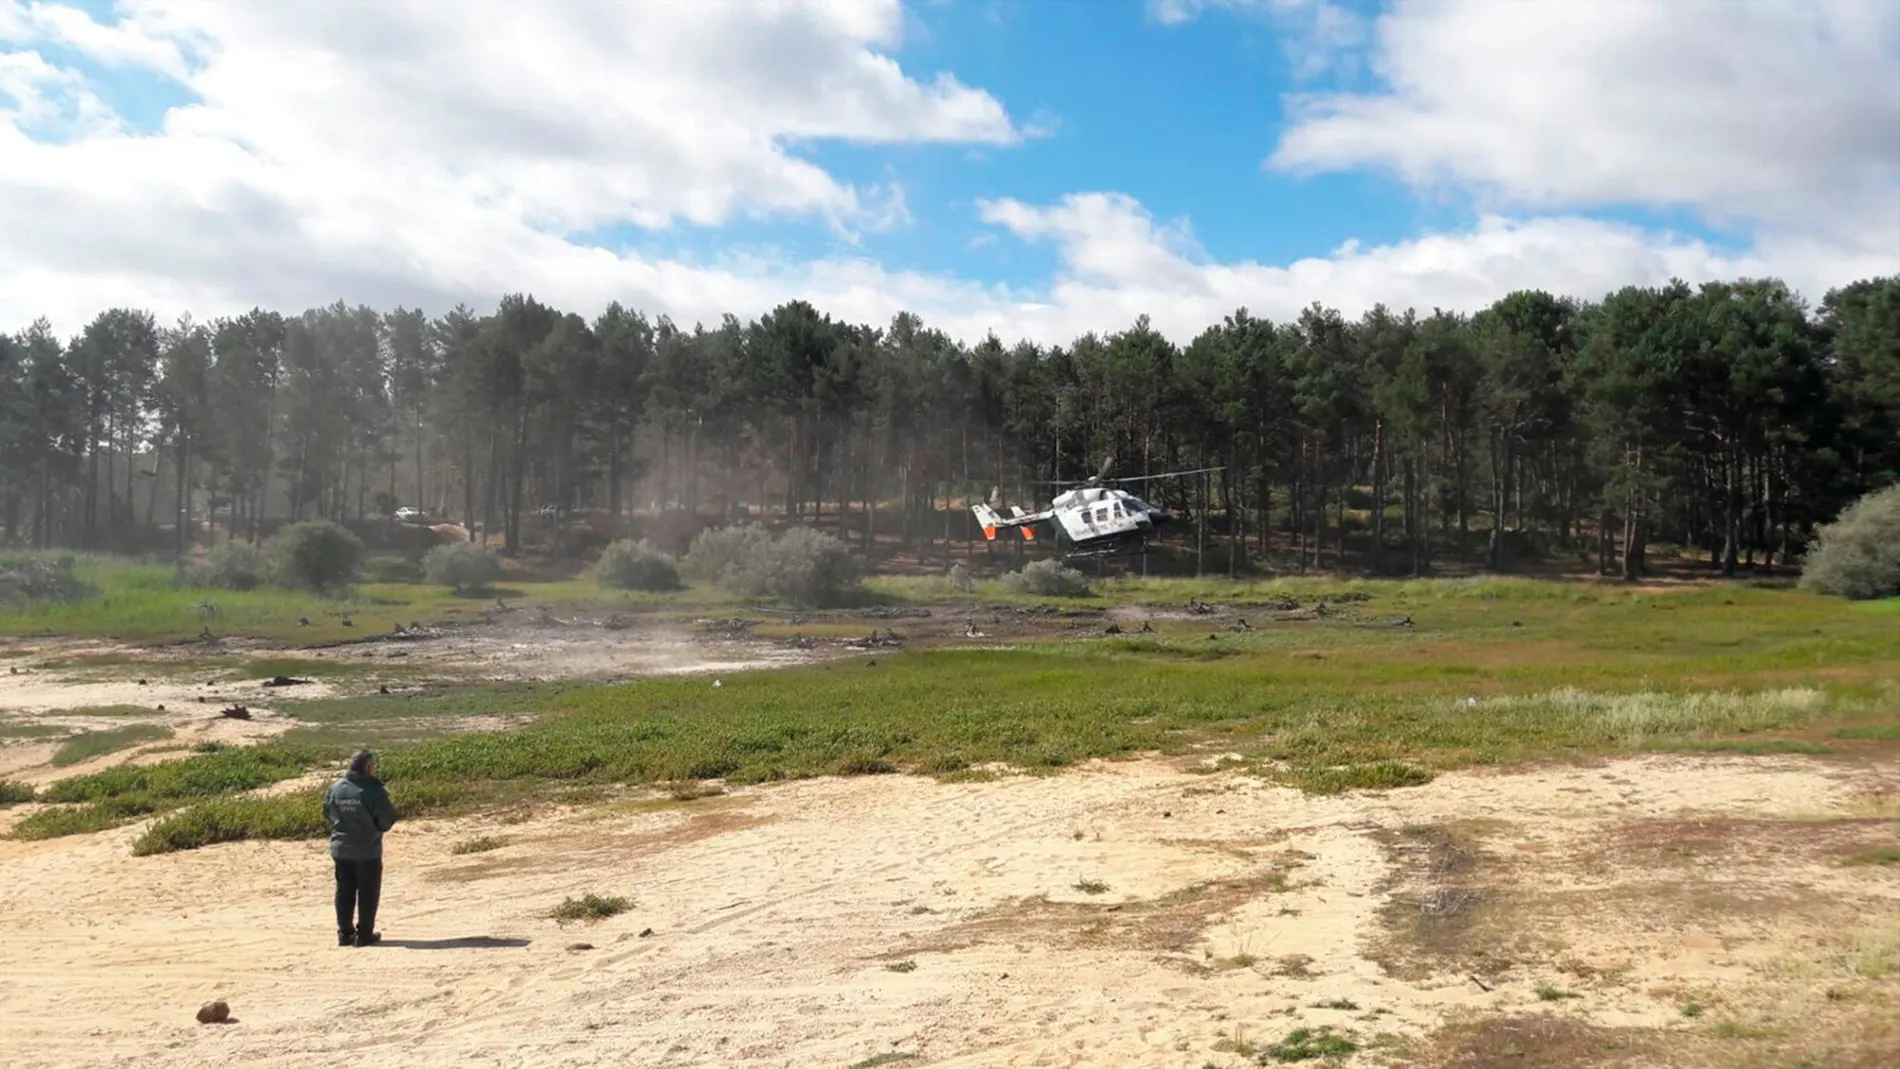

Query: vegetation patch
left=550, top=892, right=631, bottom=923
left=1418, top=1015, right=1659, bottom=1069
left=1261, top=1026, right=1358, bottom=1062
left=0, top=780, right=35, bottom=805
left=596, top=538, right=682, bottom=592
left=0, top=553, right=97, bottom=607
left=1280, top=761, right=1434, bottom=795
left=1004, top=559, right=1092, bottom=598
left=39, top=704, right=158, bottom=718
left=1800, top=485, right=1900, bottom=601
left=423, top=542, right=503, bottom=595
left=51, top=723, right=174, bottom=767
left=682, top=524, right=862, bottom=606
left=133, top=791, right=326, bottom=855
left=450, top=835, right=508, bottom=855
left=1842, top=847, right=1900, bottom=868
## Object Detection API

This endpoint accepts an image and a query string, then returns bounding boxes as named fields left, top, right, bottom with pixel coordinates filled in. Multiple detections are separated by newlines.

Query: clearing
left=1, top=574, right=1896, bottom=1067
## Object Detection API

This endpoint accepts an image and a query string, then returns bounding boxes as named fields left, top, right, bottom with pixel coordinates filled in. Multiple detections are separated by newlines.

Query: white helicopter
left=971, top=457, right=1225, bottom=559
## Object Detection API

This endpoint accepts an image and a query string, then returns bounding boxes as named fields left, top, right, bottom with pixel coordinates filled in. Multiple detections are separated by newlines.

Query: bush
left=0, top=780, right=34, bottom=806
left=679, top=524, right=774, bottom=585
left=424, top=542, right=503, bottom=594
left=265, top=521, right=364, bottom=594
left=947, top=562, right=977, bottom=594
left=1800, top=486, right=1900, bottom=601
left=596, top=538, right=682, bottom=592
left=364, top=554, right=424, bottom=583
left=0, top=553, right=96, bottom=606
left=181, top=542, right=266, bottom=591
left=682, top=524, right=863, bottom=606
left=1002, top=559, right=1092, bottom=597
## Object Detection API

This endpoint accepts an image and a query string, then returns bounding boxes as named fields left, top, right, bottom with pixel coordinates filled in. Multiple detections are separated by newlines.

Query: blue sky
left=590, top=0, right=1750, bottom=284
left=0, top=0, right=1892, bottom=342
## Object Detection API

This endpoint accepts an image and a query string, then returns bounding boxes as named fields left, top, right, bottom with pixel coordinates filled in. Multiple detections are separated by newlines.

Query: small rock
left=261, top=675, right=312, bottom=688
left=639, top=928, right=655, bottom=938
left=196, top=1000, right=230, bottom=1024
left=156, top=704, right=166, bottom=712
left=137, top=678, right=148, bottom=686
left=378, top=685, right=390, bottom=695
left=566, top=942, right=595, bottom=952
left=1162, top=811, right=1172, bottom=819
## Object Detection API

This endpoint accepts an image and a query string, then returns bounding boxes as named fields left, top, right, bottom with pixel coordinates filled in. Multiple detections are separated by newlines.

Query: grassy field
left=8, top=575, right=1895, bottom=856
left=0, top=553, right=722, bottom=644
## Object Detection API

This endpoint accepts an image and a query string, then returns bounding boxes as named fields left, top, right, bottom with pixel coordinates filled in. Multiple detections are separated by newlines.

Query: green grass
left=50, top=723, right=174, bottom=767
left=0, top=722, right=66, bottom=740
left=1843, top=848, right=1900, bottom=868
left=0, top=553, right=681, bottom=644
left=38, top=705, right=157, bottom=718
left=132, top=790, right=327, bottom=855
left=15, top=578, right=1898, bottom=856
left=0, top=780, right=34, bottom=805
left=1263, top=1026, right=1358, bottom=1061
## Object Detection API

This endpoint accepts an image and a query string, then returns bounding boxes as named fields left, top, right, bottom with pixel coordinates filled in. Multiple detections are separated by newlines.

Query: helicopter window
left=1125, top=497, right=1152, bottom=513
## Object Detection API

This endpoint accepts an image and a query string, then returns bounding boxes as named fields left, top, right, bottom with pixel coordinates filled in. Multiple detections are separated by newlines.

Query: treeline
left=0, top=276, right=1894, bottom=578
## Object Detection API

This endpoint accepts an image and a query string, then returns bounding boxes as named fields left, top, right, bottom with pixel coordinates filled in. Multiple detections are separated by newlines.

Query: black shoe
left=338, top=931, right=355, bottom=947
left=354, top=931, right=382, bottom=947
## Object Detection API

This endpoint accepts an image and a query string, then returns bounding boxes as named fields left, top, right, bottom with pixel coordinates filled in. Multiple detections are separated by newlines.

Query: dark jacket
left=323, top=770, right=398, bottom=861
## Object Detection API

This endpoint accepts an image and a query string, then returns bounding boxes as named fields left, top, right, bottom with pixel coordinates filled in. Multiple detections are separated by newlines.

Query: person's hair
left=348, top=749, right=377, bottom=775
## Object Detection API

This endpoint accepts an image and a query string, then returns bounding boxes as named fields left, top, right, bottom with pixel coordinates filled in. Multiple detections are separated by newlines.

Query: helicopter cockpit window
left=1125, top=497, right=1152, bottom=513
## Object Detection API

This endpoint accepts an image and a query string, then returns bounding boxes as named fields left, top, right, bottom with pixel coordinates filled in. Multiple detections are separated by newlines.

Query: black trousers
left=334, top=858, right=383, bottom=936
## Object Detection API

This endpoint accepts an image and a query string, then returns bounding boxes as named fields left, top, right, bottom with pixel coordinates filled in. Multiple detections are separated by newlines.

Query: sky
left=1, top=0, right=1896, bottom=346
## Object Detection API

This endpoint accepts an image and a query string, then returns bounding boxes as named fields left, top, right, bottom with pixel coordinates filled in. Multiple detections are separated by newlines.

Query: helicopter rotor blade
left=1104, top=465, right=1227, bottom=483
left=1095, top=454, right=1116, bottom=482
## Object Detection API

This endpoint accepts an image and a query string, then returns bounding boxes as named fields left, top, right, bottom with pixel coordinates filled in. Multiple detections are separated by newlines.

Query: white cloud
left=1269, top=0, right=1900, bottom=251
left=0, top=0, right=1892, bottom=351
left=963, top=193, right=1861, bottom=345
left=1147, top=0, right=1367, bottom=78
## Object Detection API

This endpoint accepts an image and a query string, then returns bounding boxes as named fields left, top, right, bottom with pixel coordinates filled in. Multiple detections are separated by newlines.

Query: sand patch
left=0, top=753, right=1894, bottom=1067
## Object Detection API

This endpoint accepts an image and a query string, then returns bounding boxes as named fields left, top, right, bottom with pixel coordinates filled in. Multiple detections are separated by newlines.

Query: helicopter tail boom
left=971, top=501, right=1043, bottom=541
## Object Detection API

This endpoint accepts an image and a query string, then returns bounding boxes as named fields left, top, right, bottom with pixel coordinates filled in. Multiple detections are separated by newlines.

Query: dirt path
left=1, top=754, right=1893, bottom=1068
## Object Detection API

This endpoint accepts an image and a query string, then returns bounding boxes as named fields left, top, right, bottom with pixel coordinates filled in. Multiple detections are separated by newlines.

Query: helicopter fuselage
left=1047, top=486, right=1169, bottom=553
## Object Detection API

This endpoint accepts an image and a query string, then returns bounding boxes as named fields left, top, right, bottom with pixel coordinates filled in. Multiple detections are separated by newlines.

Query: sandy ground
left=1, top=753, right=1895, bottom=1069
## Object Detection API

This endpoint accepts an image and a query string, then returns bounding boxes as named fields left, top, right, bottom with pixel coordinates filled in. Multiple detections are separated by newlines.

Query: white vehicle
left=394, top=507, right=425, bottom=523
left=971, top=456, right=1222, bottom=559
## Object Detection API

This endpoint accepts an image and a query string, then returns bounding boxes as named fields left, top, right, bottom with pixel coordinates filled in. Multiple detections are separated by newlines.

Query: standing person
left=323, top=749, right=398, bottom=947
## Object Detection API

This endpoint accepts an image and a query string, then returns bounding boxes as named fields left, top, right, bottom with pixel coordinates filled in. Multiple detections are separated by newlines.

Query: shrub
left=181, top=542, right=266, bottom=591
left=265, top=521, right=364, bottom=594
left=597, top=538, right=682, bottom=592
left=1002, top=559, right=1092, bottom=597
left=550, top=892, right=631, bottom=923
left=683, top=524, right=863, bottom=606
left=0, top=553, right=96, bottom=606
left=424, top=542, right=503, bottom=594
left=364, top=554, right=424, bottom=583
left=1800, top=486, right=1900, bottom=601
left=0, top=780, right=34, bottom=805
left=946, top=562, right=977, bottom=594
left=760, top=527, right=862, bottom=605
left=680, top=524, right=774, bottom=585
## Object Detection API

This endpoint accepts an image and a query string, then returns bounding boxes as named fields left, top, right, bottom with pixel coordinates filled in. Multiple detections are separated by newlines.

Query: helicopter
left=970, top=456, right=1225, bottom=559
